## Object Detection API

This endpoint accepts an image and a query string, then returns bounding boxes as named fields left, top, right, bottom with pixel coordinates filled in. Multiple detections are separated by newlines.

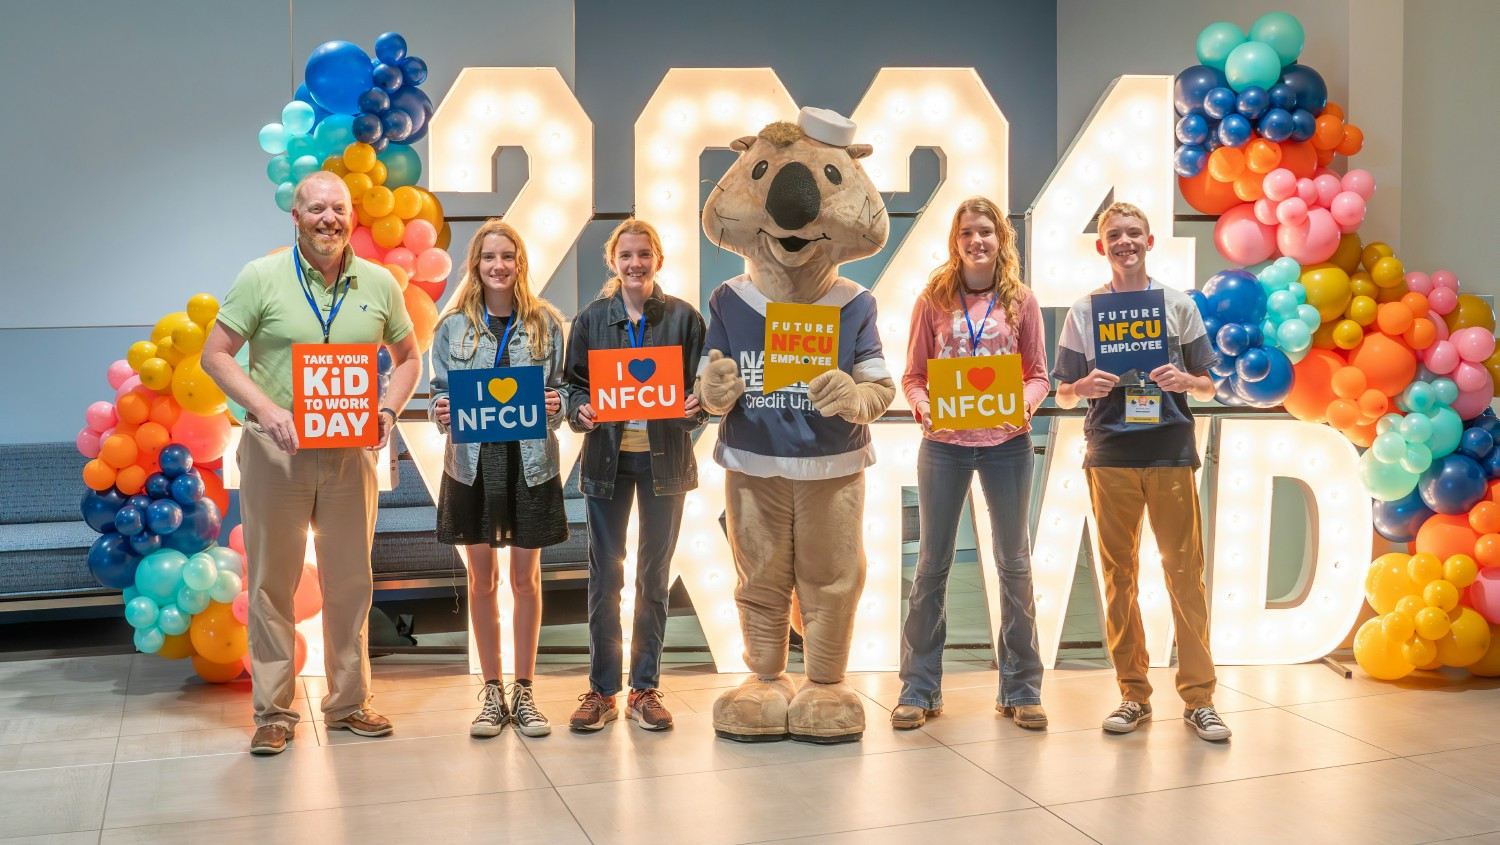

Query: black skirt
left=436, top=440, right=569, bottom=549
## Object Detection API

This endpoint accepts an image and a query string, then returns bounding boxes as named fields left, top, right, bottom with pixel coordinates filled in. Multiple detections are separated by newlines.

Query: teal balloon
left=1225, top=41, right=1282, bottom=92
left=210, top=570, right=243, bottom=603
left=266, top=154, right=292, bottom=185
left=282, top=101, right=316, bottom=136
left=1196, top=22, right=1247, bottom=70
left=314, top=114, right=356, bottom=159
left=1400, top=413, right=1434, bottom=444
left=122, top=585, right=139, bottom=603
left=133, top=626, right=165, bottom=655
left=1402, top=443, right=1434, bottom=475
left=1260, top=319, right=1280, bottom=347
left=183, top=554, right=218, bottom=591
left=1269, top=290, right=1299, bottom=319
left=291, top=155, right=321, bottom=181
left=1284, top=345, right=1308, bottom=364
left=1250, top=12, right=1305, bottom=66
left=208, top=545, right=244, bottom=574
left=124, top=596, right=159, bottom=629
left=1401, top=382, right=1437, bottom=414
left=157, top=604, right=190, bottom=637
left=1427, top=407, right=1463, bottom=457
left=1288, top=282, right=1307, bottom=303
left=286, top=134, right=317, bottom=161
left=1359, top=451, right=1419, bottom=501
left=378, top=144, right=422, bottom=188
left=258, top=123, right=287, bottom=155
left=135, top=550, right=187, bottom=604
left=1432, top=378, right=1459, bottom=406
left=176, top=585, right=211, bottom=616
left=275, top=181, right=295, bottom=213
left=1377, top=413, right=1404, bottom=435
left=1372, top=432, right=1407, bottom=464
left=1277, top=320, right=1311, bottom=350
left=1271, top=257, right=1302, bottom=285
left=1297, top=304, right=1322, bottom=328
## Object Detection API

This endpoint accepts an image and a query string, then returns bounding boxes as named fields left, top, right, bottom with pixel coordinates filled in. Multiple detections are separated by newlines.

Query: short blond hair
left=1097, top=201, right=1150, bottom=235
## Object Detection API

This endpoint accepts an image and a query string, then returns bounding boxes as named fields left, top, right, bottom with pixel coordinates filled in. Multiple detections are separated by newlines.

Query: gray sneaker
left=1102, top=700, right=1152, bottom=733
left=508, top=682, right=551, bottom=737
left=1184, top=706, right=1232, bottom=741
left=471, top=682, right=509, bottom=737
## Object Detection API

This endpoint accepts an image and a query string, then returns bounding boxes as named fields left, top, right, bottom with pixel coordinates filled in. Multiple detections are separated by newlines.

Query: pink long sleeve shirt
left=903, top=287, right=1051, bottom=447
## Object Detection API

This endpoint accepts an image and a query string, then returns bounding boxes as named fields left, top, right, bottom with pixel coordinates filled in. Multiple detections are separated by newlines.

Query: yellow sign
left=927, top=354, right=1025, bottom=430
left=763, top=302, right=839, bottom=393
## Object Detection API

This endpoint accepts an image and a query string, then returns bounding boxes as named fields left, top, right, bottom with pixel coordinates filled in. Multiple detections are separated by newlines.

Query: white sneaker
left=471, top=682, right=509, bottom=737
left=509, top=682, right=552, bottom=737
left=1184, top=706, right=1232, bottom=741
left=1102, top=700, right=1152, bottom=733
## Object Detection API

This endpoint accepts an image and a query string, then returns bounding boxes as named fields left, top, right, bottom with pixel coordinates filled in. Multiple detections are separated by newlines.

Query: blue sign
left=448, top=366, right=547, bottom=444
left=1091, top=288, right=1170, bottom=378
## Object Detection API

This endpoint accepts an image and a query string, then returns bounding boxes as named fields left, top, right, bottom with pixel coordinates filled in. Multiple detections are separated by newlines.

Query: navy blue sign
left=1091, top=289, right=1170, bottom=377
left=448, top=366, right=547, bottom=444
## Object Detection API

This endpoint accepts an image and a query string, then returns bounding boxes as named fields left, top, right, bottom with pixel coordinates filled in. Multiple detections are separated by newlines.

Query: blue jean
left=585, top=450, right=685, bottom=696
left=899, top=436, right=1043, bottom=709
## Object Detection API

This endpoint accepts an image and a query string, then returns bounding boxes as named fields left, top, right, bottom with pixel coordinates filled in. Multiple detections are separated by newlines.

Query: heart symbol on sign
left=627, top=358, right=657, bottom=383
left=966, top=367, right=996, bottom=391
left=487, top=377, right=518, bottom=403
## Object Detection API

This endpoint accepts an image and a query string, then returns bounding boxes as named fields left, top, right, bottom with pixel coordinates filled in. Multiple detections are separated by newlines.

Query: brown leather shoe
left=326, top=708, right=394, bottom=737
left=998, top=704, right=1049, bottom=729
left=569, top=691, right=618, bottom=731
left=890, top=704, right=941, bottom=729
left=250, top=723, right=292, bottom=755
left=627, top=688, right=674, bottom=730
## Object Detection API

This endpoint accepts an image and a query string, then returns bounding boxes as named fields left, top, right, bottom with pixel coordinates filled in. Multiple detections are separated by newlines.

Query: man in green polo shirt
left=202, top=171, right=421, bottom=755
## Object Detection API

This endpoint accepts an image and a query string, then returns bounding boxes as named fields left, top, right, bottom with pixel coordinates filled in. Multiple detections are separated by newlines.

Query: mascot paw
left=713, top=674, right=797, bottom=742
left=698, top=349, right=746, bottom=414
left=788, top=680, right=865, bottom=744
left=807, top=368, right=856, bottom=418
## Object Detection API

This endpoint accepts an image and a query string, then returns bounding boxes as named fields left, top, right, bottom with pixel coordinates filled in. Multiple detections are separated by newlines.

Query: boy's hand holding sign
left=763, top=302, right=839, bottom=392
left=928, top=354, right=1026, bottom=430
left=292, top=343, right=379, bottom=448
left=589, top=346, right=684, bottom=421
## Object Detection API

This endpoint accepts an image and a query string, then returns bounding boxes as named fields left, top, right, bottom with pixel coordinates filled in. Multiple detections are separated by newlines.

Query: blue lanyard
left=958, top=288, right=998, bottom=356
left=488, top=309, right=517, bottom=368
left=625, top=316, right=645, bottom=349
left=293, top=247, right=349, bottom=343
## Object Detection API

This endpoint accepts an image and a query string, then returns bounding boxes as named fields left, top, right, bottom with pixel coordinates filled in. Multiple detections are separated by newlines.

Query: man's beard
left=299, top=224, right=347, bottom=258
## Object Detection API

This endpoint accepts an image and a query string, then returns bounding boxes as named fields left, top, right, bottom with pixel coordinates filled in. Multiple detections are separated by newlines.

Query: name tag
left=625, top=419, right=647, bottom=431
left=1125, top=385, right=1162, bottom=425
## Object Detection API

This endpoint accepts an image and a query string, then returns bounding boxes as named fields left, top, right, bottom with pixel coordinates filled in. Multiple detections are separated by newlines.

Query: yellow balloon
left=1331, top=319, right=1364, bottom=350
left=127, top=340, right=158, bottom=371
left=1353, top=617, right=1414, bottom=680
left=1423, top=579, right=1459, bottom=612
left=1444, top=555, right=1479, bottom=589
left=372, top=214, right=406, bottom=249
left=151, top=311, right=190, bottom=343
left=157, top=631, right=194, bottom=660
left=1484, top=350, right=1500, bottom=397
left=368, top=160, right=387, bottom=186
left=1360, top=241, right=1394, bottom=273
left=322, top=155, right=349, bottom=177
left=1366, top=553, right=1417, bottom=615
left=1444, top=294, right=1497, bottom=333
left=1414, top=606, right=1452, bottom=640
left=186, top=293, right=219, bottom=327
left=1375, top=279, right=1410, bottom=303
left=170, top=354, right=228, bottom=416
left=362, top=186, right=395, bottom=219
left=171, top=321, right=205, bottom=355
left=1395, top=594, right=1424, bottom=617
left=391, top=185, right=423, bottom=220
left=1408, top=553, right=1443, bottom=586
left=343, top=142, right=377, bottom=174
left=156, top=336, right=185, bottom=367
left=1381, top=610, right=1415, bottom=643
left=1311, top=321, right=1338, bottom=350
left=1401, top=636, right=1437, bottom=668
left=1301, top=264, right=1352, bottom=323
left=415, top=189, right=444, bottom=229
left=342, top=172, right=373, bottom=202
left=1346, top=295, right=1378, bottom=326
left=1349, top=272, right=1378, bottom=300
left=1436, top=607, right=1492, bottom=668
left=139, top=357, right=174, bottom=392
left=1370, top=256, right=1405, bottom=288
left=1329, top=232, right=1363, bottom=275
left=1466, top=624, right=1500, bottom=677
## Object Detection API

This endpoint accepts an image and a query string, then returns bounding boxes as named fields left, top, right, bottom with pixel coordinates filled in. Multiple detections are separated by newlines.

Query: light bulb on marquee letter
left=1026, top=76, right=1194, bottom=306
left=851, top=68, right=1010, bottom=412
left=429, top=67, right=594, bottom=299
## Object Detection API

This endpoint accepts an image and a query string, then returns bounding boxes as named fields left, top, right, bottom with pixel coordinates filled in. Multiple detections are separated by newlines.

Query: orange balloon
left=192, top=654, right=246, bottom=684
left=1244, top=138, right=1283, bottom=173
left=1326, top=398, right=1360, bottom=430
left=1278, top=140, right=1318, bottom=179
left=1322, top=101, right=1346, bottom=120
left=1376, top=302, right=1414, bottom=336
left=1475, top=534, right=1500, bottom=568
left=1337, top=125, right=1365, bottom=157
left=1232, top=168, right=1264, bottom=201
left=149, top=396, right=181, bottom=428
left=1315, top=146, right=1336, bottom=167
left=1357, top=388, right=1389, bottom=421
left=1331, top=366, right=1368, bottom=400
left=1208, top=146, right=1247, bottom=182
left=383, top=264, right=410, bottom=291
left=189, top=601, right=248, bottom=664
left=117, top=392, right=150, bottom=425
left=157, top=631, right=194, bottom=660
left=1284, top=349, right=1344, bottom=423
left=1400, top=292, right=1430, bottom=319
left=115, top=465, right=147, bottom=496
left=410, top=278, right=447, bottom=303
left=200, top=468, right=229, bottom=514
left=1415, top=514, right=1480, bottom=562
left=1313, top=114, right=1345, bottom=150
left=402, top=285, right=439, bottom=353
left=1470, top=502, right=1500, bottom=535
left=1348, top=332, right=1418, bottom=397
left=99, top=434, right=139, bottom=469
left=1345, top=421, right=1378, bottom=448
left=1404, top=318, right=1437, bottom=351
left=1178, top=170, right=1242, bottom=215
left=134, top=421, right=172, bottom=457
left=82, top=459, right=116, bottom=491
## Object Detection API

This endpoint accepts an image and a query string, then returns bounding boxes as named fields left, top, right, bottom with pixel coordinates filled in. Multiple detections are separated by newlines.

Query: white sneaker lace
left=509, top=683, right=546, bottom=726
left=1110, top=701, right=1145, bottom=721
left=1190, top=707, right=1225, bottom=729
left=476, top=683, right=506, bottom=723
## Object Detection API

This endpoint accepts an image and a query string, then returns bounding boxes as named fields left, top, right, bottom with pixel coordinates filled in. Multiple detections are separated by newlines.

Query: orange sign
left=763, top=302, right=839, bottom=392
left=927, top=354, right=1026, bottom=430
left=291, top=343, right=380, bottom=448
left=589, top=346, right=685, bottom=422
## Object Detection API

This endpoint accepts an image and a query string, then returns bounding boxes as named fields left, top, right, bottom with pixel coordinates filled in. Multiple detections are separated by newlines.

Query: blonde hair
left=921, top=197, right=1025, bottom=326
left=440, top=219, right=562, bottom=359
left=598, top=219, right=666, bottom=299
left=1097, top=201, right=1151, bottom=235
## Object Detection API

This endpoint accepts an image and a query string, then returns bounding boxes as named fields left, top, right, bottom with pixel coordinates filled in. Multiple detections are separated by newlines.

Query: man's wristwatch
left=379, top=407, right=398, bottom=424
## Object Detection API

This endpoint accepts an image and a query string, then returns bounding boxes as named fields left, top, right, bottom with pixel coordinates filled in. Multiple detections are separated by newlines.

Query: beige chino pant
left=1085, top=466, right=1217, bottom=709
left=239, top=420, right=379, bottom=727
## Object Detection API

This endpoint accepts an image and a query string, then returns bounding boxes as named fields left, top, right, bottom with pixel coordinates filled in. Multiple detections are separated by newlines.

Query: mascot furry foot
left=713, top=674, right=797, bottom=742
left=788, top=680, right=864, bottom=744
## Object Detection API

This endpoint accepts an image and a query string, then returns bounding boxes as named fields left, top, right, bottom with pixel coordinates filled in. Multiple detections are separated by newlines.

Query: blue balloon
left=88, top=533, right=141, bottom=589
left=373, top=62, right=404, bottom=93
left=1290, top=109, right=1318, bottom=142
left=352, top=112, right=383, bottom=144
left=1176, top=114, right=1210, bottom=145
left=81, top=488, right=127, bottom=534
left=1215, top=378, right=1248, bottom=406
left=158, top=445, right=193, bottom=478
left=1268, top=83, right=1298, bottom=111
left=128, top=530, right=162, bottom=556
left=1202, top=317, right=1223, bottom=343
left=170, top=474, right=205, bottom=505
left=1216, top=323, right=1251, bottom=357
left=1484, top=446, right=1500, bottom=480
left=144, top=472, right=172, bottom=500
left=127, top=493, right=152, bottom=511
left=163, top=499, right=222, bottom=555
left=1203, top=87, right=1237, bottom=120
left=1205, top=134, right=1223, bottom=152
left=1243, top=323, right=1264, bottom=348
left=1210, top=356, right=1238, bottom=378
left=1174, top=144, right=1207, bottom=178
left=1258, top=108, right=1295, bottom=143
left=358, top=87, right=391, bottom=115
left=388, top=86, right=432, bottom=143
left=145, top=499, right=183, bottom=535
left=371, top=137, right=390, bottom=154
left=399, top=56, right=427, bottom=86
left=380, top=109, right=413, bottom=143
left=305, top=41, right=375, bottom=115
left=1187, top=289, right=1210, bottom=316
left=1419, top=453, right=1489, bottom=515
left=114, top=505, right=146, bottom=537
left=1235, top=348, right=1294, bottom=407
left=294, top=83, right=332, bottom=127
left=1236, top=347, right=1272, bottom=382
left=375, top=31, right=408, bottom=65
left=1460, top=428, right=1495, bottom=460
left=1217, top=114, right=1252, bottom=148
left=1203, top=269, right=1268, bottom=324
left=1235, top=86, right=1269, bottom=120
left=1278, top=64, right=1328, bottom=114
left=1371, top=488, right=1435, bottom=543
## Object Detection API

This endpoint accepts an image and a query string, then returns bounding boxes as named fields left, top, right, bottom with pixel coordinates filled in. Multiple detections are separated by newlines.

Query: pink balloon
left=171, top=411, right=232, bottom=463
left=1453, top=327, right=1498, bottom=363
left=1432, top=316, right=1451, bottom=343
left=349, top=226, right=385, bottom=263
left=1470, top=567, right=1500, bottom=625
left=1313, top=173, right=1342, bottom=208
left=85, top=401, right=117, bottom=433
left=1254, top=197, right=1278, bottom=226
left=415, top=248, right=453, bottom=283
left=1425, top=340, right=1460, bottom=374
left=1214, top=204, right=1279, bottom=266
left=1329, top=191, right=1367, bottom=228
left=1276, top=197, right=1308, bottom=227
left=1431, top=270, right=1459, bottom=290
left=1277, top=208, right=1340, bottom=265
left=403, top=219, right=438, bottom=253
left=293, top=562, right=323, bottom=622
left=114, top=377, right=154, bottom=404
left=231, top=590, right=250, bottom=625
left=384, top=247, right=416, bottom=275
left=1405, top=272, right=1433, bottom=295
left=1295, top=178, right=1318, bottom=205
left=1342, top=169, right=1377, bottom=200
left=1454, top=360, right=1490, bottom=392
left=106, top=360, right=134, bottom=391
left=1262, top=168, right=1297, bottom=202
left=1451, top=375, right=1495, bottom=420
left=229, top=524, right=245, bottom=559
left=1429, top=286, right=1459, bottom=316
left=76, top=427, right=102, bottom=458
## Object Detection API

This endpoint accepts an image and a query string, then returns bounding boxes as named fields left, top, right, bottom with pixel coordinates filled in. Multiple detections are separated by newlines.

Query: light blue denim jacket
left=428, top=310, right=568, bottom=487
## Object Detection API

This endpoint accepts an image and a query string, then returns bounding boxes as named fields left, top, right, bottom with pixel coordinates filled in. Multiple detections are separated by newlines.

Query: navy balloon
left=1174, top=65, right=1229, bottom=116
left=352, top=113, right=383, bottom=144
left=1217, top=114, right=1252, bottom=148
left=1484, top=447, right=1500, bottom=480
left=128, top=531, right=162, bottom=556
left=1235, top=349, right=1294, bottom=407
left=1372, top=488, right=1435, bottom=543
left=164, top=499, right=222, bottom=555
left=373, top=62, right=403, bottom=93
left=380, top=109, right=413, bottom=143
left=127, top=493, right=152, bottom=512
left=374, top=31, right=408, bottom=65
left=1215, top=379, right=1248, bottom=406
left=145, top=499, right=183, bottom=535
left=88, top=533, right=141, bottom=590
left=371, top=137, right=390, bottom=153
left=1205, top=134, right=1223, bottom=152
left=144, top=472, right=172, bottom=500
left=158, top=445, right=193, bottom=478
left=1217, top=323, right=1252, bottom=357
left=1278, top=64, right=1328, bottom=113
left=170, top=474, right=205, bottom=505
left=1203, top=87, right=1237, bottom=120
left=1236, top=347, right=1272, bottom=382
left=357, top=87, right=391, bottom=115
left=1235, top=86, right=1269, bottom=120
left=399, top=56, right=427, bottom=86
left=1176, top=114, right=1210, bottom=145
left=1268, top=83, right=1298, bottom=111
left=305, top=41, right=375, bottom=115
left=388, top=86, right=432, bottom=143
left=1174, top=145, right=1207, bottom=178
left=81, top=488, right=127, bottom=534
left=113, top=505, right=146, bottom=537
left=1290, top=109, right=1317, bottom=142
left=1203, top=269, right=1268, bottom=324
left=1419, top=453, right=1489, bottom=515
left=1460, top=428, right=1495, bottom=460
left=1259, top=108, right=1295, bottom=143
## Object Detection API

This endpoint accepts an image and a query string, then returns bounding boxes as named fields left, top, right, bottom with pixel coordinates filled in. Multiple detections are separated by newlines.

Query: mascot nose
left=765, top=162, right=821, bottom=231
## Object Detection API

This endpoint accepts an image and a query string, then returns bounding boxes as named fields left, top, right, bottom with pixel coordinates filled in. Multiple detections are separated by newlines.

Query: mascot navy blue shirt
left=700, top=275, right=890, bottom=480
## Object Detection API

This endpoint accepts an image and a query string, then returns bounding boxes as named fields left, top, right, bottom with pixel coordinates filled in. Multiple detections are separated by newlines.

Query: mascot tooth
left=697, top=107, right=893, bottom=744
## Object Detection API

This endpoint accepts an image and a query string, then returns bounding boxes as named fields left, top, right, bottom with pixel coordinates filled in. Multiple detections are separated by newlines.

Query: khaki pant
left=725, top=471, right=866, bottom=683
left=1085, top=466, right=1216, bottom=709
left=239, top=421, right=379, bottom=726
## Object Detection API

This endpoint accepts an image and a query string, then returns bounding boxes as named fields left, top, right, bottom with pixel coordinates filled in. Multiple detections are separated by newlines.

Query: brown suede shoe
left=569, top=691, right=617, bottom=731
left=250, top=723, right=291, bottom=755
left=998, top=704, right=1049, bottom=729
left=890, top=704, right=941, bottom=730
left=627, top=688, right=674, bottom=731
left=326, top=708, right=394, bottom=737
